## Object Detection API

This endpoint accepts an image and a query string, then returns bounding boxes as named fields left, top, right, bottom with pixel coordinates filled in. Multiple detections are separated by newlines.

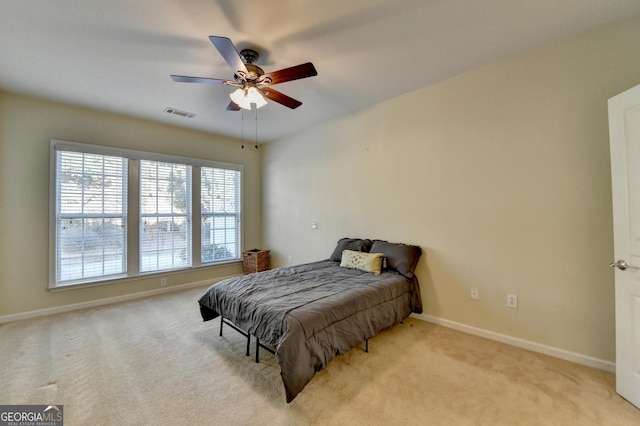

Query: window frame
left=49, top=139, right=243, bottom=290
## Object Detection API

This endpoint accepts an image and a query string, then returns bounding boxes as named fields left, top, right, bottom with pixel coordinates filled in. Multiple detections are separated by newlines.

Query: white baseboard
left=0, top=278, right=230, bottom=324
left=412, top=313, right=615, bottom=373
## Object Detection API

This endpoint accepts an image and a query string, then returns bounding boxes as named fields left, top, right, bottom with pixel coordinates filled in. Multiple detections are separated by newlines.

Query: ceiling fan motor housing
left=234, top=49, right=264, bottom=83
left=235, top=64, right=265, bottom=83
left=239, top=49, right=259, bottom=64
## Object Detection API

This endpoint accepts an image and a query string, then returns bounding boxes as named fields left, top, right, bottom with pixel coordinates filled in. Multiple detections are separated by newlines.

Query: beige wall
left=0, top=93, right=262, bottom=317
left=263, top=16, right=640, bottom=362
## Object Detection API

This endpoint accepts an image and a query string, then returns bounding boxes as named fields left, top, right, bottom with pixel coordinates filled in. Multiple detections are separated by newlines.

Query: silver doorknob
left=610, top=259, right=628, bottom=270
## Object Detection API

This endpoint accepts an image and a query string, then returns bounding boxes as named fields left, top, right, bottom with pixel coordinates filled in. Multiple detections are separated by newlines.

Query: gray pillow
left=329, top=238, right=373, bottom=262
left=370, top=240, right=422, bottom=278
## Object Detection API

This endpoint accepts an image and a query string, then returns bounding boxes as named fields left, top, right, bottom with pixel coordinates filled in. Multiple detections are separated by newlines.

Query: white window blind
left=55, top=150, right=128, bottom=284
left=140, top=160, right=192, bottom=272
left=201, top=167, right=241, bottom=263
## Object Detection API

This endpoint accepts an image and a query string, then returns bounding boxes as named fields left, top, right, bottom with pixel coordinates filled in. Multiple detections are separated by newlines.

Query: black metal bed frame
left=219, top=315, right=369, bottom=363
left=219, top=316, right=252, bottom=357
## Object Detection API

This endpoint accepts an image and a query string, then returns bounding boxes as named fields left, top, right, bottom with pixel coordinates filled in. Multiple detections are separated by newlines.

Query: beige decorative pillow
left=340, top=249, right=384, bottom=275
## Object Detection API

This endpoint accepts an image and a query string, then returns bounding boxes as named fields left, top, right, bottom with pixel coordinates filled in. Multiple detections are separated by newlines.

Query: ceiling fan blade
left=171, top=75, right=229, bottom=84
left=226, top=101, right=241, bottom=111
left=261, top=88, right=303, bottom=109
left=262, top=62, right=317, bottom=85
left=209, top=36, right=248, bottom=75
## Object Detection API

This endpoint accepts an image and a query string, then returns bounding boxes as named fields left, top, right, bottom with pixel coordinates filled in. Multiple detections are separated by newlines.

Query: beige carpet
left=1, top=287, right=639, bottom=426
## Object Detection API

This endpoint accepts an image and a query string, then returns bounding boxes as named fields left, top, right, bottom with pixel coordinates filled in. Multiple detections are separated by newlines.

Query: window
left=50, top=140, right=243, bottom=289
left=140, top=160, right=192, bottom=272
left=55, top=151, right=128, bottom=284
left=201, top=167, right=241, bottom=263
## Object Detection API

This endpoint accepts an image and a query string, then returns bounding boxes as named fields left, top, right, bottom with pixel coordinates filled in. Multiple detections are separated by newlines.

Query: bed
left=198, top=238, right=423, bottom=402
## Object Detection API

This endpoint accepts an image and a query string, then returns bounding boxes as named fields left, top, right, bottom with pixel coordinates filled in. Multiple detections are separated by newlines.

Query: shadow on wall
left=413, top=249, right=438, bottom=316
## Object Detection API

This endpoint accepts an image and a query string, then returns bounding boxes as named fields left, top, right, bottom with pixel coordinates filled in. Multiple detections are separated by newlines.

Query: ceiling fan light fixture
left=229, top=87, right=267, bottom=110
left=247, top=87, right=268, bottom=109
left=229, top=88, right=246, bottom=108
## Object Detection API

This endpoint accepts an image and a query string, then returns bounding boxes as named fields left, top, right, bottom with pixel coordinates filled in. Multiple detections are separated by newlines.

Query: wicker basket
left=242, top=249, right=270, bottom=274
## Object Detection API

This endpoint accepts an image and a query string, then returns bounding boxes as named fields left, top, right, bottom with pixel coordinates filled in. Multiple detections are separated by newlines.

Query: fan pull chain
left=255, top=107, right=259, bottom=150
left=241, top=108, right=245, bottom=149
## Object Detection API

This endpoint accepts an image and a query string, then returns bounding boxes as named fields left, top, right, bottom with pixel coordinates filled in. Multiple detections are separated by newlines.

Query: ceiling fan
left=171, top=36, right=317, bottom=111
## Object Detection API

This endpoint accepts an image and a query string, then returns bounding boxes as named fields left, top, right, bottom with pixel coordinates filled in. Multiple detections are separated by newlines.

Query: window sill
left=48, top=260, right=242, bottom=292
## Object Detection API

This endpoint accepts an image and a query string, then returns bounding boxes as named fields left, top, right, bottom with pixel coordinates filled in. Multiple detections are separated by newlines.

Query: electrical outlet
left=160, top=278, right=167, bottom=287
left=470, top=287, right=479, bottom=300
left=506, top=293, right=518, bottom=308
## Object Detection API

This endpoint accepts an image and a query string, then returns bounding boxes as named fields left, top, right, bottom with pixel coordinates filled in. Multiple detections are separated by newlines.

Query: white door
left=609, top=83, right=640, bottom=409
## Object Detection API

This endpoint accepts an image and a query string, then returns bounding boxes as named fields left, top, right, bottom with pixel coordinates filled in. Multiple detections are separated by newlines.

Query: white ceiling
left=1, top=0, right=639, bottom=143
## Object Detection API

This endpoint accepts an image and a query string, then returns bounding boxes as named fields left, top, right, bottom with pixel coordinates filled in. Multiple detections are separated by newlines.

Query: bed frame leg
left=220, top=316, right=251, bottom=357
left=365, top=339, right=369, bottom=353
left=255, top=338, right=260, bottom=363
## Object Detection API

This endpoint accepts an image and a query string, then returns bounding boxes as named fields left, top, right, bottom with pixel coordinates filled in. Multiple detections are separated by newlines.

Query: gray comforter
left=198, top=260, right=422, bottom=402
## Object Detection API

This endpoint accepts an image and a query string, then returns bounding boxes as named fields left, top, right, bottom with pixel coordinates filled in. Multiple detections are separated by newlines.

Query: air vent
left=164, top=107, right=197, bottom=118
